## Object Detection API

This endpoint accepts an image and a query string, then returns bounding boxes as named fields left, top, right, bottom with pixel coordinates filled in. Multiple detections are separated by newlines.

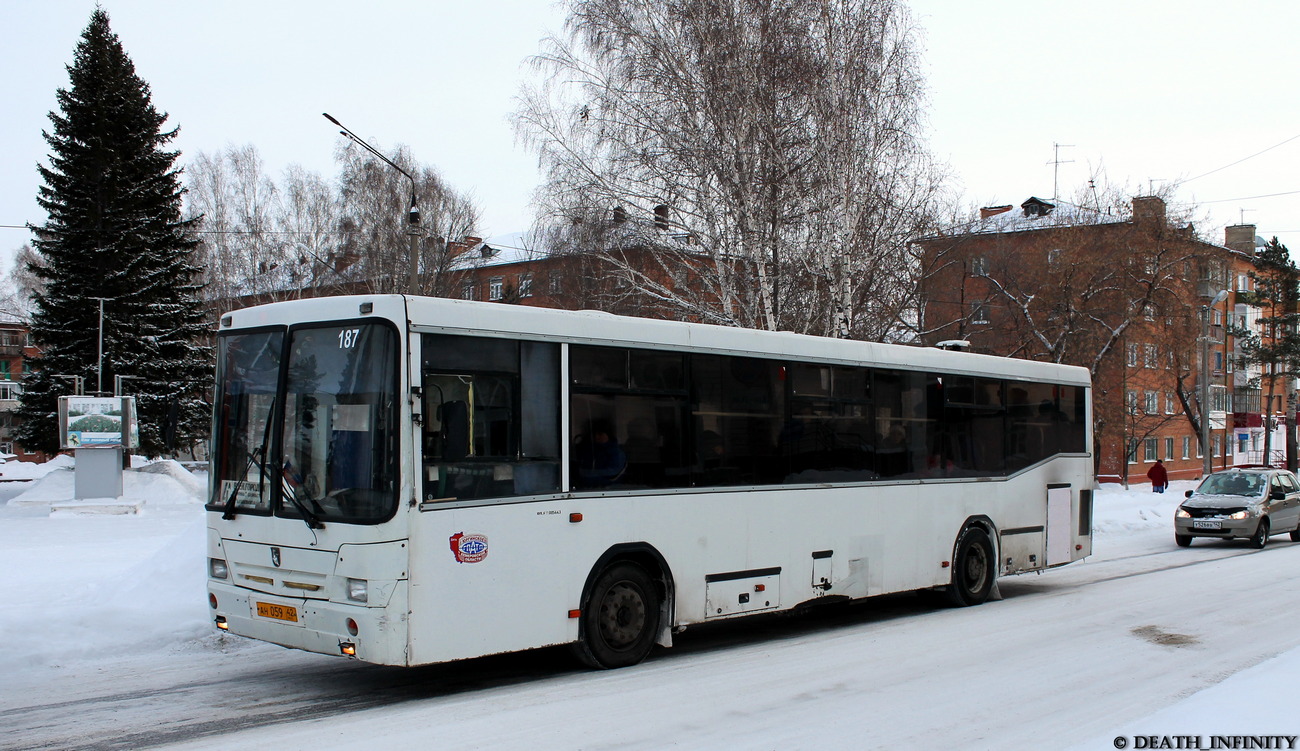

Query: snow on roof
left=943, top=196, right=1128, bottom=238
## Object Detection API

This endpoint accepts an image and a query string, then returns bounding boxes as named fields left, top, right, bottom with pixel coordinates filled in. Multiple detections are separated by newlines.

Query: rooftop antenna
left=1048, top=143, right=1074, bottom=200
left=1239, top=207, right=1256, bottom=225
left=1088, top=178, right=1101, bottom=210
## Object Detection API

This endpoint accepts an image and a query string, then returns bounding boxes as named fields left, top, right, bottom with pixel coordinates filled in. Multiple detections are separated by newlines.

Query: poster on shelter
left=59, top=396, right=138, bottom=449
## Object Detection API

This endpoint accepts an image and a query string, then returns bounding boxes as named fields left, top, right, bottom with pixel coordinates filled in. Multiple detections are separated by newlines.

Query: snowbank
left=0, top=458, right=210, bottom=671
left=1092, top=479, right=1198, bottom=536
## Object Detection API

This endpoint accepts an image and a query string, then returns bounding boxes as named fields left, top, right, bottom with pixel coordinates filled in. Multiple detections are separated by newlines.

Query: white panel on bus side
left=1047, top=485, right=1074, bottom=566
left=999, top=529, right=1045, bottom=575
left=705, top=573, right=781, bottom=619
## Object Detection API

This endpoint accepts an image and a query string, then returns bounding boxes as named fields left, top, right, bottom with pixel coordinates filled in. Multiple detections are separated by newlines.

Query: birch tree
left=517, top=0, right=945, bottom=336
left=185, top=142, right=481, bottom=300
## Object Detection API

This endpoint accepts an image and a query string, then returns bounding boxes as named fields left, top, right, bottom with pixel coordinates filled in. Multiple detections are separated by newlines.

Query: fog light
left=346, top=578, right=368, bottom=603
left=346, top=618, right=359, bottom=636
left=209, top=558, right=229, bottom=580
left=340, top=642, right=356, bottom=656
left=215, top=616, right=228, bottom=631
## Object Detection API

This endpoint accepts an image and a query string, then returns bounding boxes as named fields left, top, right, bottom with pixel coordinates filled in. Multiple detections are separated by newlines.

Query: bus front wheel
left=574, top=562, right=660, bottom=669
left=947, top=527, right=995, bottom=607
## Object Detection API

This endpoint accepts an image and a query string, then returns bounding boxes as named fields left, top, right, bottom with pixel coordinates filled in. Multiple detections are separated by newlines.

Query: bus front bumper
left=208, top=581, right=409, bottom=665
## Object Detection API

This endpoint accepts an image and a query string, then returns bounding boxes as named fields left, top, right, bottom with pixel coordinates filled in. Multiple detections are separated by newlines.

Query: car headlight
left=346, top=578, right=368, bottom=603
left=1176, top=508, right=1192, bottom=518
left=209, top=558, right=229, bottom=580
left=1229, top=510, right=1250, bottom=520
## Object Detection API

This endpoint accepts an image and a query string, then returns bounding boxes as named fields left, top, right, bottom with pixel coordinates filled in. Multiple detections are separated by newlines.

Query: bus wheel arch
left=946, top=517, right=997, bottom=607
left=573, top=543, right=675, bottom=669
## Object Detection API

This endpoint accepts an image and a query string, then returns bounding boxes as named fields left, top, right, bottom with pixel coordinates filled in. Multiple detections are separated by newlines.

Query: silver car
left=1175, top=468, right=1300, bottom=548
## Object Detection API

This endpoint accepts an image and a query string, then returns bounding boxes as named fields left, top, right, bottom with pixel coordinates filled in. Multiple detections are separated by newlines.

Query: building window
left=1212, top=435, right=1222, bottom=458
left=0, top=382, right=18, bottom=400
left=1144, top=391, right=1158, bottom=414
left=461, top=282, right=477, bottom=301
left=1143, top=344, right=1158, bottom=369
left=1183, top=436, right=1191, bottom=459
left=1213, top=351, right=1224, bottom=373
left=971, top=256, right=988, bottom=276
left=549, top=273, right=563, bottom=296
left=1144, top=438, right=1158, bottom=462
left=1165, top=392, right=1176, bottom=414
left=1126, top=343, right=1139, bottom=368
left=489, top=277, right=504, bottom=301
left=1165, top=437, right=1174, bottom=461
left=1047, top=249, right=1062, bottom=268
left=1127, top=390, right=1138, bottom=413
left=518, top=273, right=533, bottom=298
left=1239, top=433, right=1250, bottom=454
left=1210, top=386, right=1230, bottom=412
left=971, top=302, right=990, bottom=325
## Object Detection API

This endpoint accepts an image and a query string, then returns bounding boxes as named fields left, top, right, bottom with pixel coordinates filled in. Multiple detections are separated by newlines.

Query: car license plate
left=256, top=601, right=298, bottom=622
left=1193, top=520, right=1222, bottom=530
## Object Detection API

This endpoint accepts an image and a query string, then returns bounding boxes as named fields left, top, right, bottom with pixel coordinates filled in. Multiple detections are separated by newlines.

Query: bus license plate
left=1193, top=520, right=1222, bottom=530
left=256, top=602, right=298, bottom=622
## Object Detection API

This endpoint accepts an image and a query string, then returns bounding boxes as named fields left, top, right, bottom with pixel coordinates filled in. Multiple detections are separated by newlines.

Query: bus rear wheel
left=574, top=562, right=660, bottom=669
left=947, top=527, right=995, bottom=607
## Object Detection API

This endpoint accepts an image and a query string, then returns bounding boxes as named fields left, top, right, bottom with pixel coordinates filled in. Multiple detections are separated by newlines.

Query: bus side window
left=421, top=334, right=562, bottom=502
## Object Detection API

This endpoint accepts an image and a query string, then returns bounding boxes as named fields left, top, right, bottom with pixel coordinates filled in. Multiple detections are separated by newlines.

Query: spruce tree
left=17, top=9, right=209, bottom=457
left=1233, top=237, right=1300, bottom=468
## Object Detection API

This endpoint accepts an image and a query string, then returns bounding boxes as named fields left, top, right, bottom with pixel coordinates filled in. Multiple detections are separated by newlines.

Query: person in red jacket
left=1147, top=458, right=1168, bottom=493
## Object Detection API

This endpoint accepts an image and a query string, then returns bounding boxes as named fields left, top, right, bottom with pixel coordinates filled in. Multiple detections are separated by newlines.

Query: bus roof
left=221, top=294, right=1091, bottom=387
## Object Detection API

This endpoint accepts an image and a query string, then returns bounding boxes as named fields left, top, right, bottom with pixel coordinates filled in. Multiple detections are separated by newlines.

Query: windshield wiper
left=280, top=472, right=324, bottom=530
left=222, top=397, right=276, bottom=521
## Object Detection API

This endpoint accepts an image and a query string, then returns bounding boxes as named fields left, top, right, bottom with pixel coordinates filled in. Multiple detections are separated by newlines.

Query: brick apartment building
left=0, top=323, right=44, bottom=461
left=915, top=196, right=1282, bottom=484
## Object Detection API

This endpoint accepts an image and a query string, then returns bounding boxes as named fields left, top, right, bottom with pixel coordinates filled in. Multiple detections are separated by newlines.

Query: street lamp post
left=88, top=296, right=109, bottom=396
left=1201, top=288, right=1229, bottom=476
left=322, top=113, right=422, bottom=294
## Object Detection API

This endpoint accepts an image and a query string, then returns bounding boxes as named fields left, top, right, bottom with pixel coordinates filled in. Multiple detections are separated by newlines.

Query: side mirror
left=1184, top=490, right=1194, bottom=498
left=1271, top=489, right=1286, bottom=501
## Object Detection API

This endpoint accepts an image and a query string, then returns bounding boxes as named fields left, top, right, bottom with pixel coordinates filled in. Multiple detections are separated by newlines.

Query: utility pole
left=1200, top=289, right=1229, bottom=476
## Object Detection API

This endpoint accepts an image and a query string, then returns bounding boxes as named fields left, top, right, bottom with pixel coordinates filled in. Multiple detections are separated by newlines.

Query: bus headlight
left=209, top=558, right=229, bottom=580
left=346, top=578, right=368, bottom=603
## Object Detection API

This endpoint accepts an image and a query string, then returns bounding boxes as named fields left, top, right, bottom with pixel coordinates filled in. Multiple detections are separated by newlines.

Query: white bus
left=206, top=295, right=1093, bottom=669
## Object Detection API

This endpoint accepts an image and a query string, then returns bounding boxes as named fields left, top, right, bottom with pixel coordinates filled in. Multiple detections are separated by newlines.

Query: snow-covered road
left=3, top=467, right=1298, bottom=750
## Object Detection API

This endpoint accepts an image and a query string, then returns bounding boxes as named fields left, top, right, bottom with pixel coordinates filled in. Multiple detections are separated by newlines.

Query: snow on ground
left=1, top=464, right=1297, bottom=749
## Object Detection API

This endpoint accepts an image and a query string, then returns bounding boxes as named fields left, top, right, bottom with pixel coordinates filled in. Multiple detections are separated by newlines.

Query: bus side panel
left=407, top=504, right=587, bottom=664
left=403, top=456, right=1089, bottom=665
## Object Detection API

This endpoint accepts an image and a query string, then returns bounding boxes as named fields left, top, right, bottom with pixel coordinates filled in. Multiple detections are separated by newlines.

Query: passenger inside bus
left=573, top=420, right=627, bottom=487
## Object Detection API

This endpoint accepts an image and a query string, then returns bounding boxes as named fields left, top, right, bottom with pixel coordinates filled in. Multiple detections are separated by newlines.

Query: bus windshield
left=211, top=321, right=400, bottom=524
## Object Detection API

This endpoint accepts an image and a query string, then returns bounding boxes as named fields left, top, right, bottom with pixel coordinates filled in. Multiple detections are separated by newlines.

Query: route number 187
left=338, top=328, right=361, bottom=349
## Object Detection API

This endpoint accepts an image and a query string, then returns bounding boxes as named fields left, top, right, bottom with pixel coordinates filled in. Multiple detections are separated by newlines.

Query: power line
left=1184, top=132, right=1300, bottom=183
left=1199, top=189, right=1300, bottom=204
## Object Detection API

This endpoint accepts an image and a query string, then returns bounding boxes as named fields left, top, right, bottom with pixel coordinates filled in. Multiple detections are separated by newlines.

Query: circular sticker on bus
left=449, top=532, right=489, bottom=563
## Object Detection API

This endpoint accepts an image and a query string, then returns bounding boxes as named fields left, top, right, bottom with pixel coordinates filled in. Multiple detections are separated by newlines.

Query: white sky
left=3, top=0, right=1299, bottom=271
